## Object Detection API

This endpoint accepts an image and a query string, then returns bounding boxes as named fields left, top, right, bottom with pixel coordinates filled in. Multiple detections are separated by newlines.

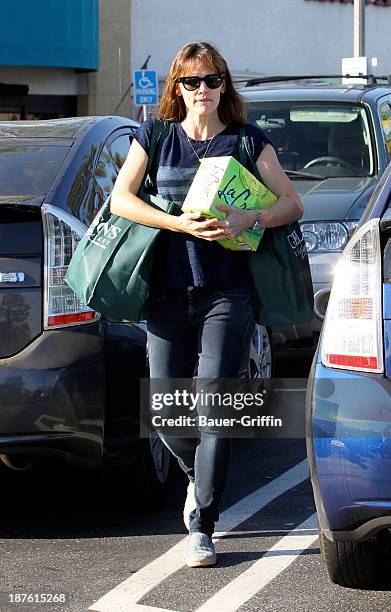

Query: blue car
left=306, top=161, right=391, bottom=588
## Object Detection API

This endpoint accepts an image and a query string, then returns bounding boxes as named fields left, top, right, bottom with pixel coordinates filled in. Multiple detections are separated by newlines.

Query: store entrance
left=0, top=95, right=77, bottom=120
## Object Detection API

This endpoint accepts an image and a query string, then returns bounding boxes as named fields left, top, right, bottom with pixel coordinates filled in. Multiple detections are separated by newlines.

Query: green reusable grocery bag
left=65, top=118, right=177, bottom=321
left=238, top=129, right=314, bottom=326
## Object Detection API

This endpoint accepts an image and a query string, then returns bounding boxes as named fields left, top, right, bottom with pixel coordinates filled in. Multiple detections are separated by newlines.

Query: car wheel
left=137, top=427, right=173, bottom=505
left=238, top=324, right=274, bottom=417
left=318, top=522, right=390, bottom=588
left=247, top=324, right=273, bottom=380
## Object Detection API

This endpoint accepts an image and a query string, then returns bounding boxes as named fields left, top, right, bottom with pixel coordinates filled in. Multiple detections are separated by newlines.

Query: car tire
left=136, top=427, right=173, bottom=506
left=242, top=324, right=274, bottom=380
left=241, top=325, right=274, bottom=410
left=318, top=522, right=390, bottom=588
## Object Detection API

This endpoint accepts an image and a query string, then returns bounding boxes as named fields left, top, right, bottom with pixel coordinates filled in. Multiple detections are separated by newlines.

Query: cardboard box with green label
left=182, top=156, right=277, bottom=251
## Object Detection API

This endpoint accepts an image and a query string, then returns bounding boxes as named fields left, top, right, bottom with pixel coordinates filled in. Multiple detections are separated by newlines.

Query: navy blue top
left=135, top=118, right=271, bottom=289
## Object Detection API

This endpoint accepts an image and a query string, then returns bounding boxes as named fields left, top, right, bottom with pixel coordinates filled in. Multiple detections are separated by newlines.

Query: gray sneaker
left=186, top=532, right=217, bottom=568
left=183, top=480, right=196, bottom=531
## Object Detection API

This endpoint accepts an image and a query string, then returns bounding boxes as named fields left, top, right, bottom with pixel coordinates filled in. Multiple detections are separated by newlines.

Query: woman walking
left=111, top=41, right=303, bottom=567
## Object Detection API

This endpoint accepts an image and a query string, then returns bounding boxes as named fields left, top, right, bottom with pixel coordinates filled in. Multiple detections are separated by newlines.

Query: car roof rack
left=237, top=74, right=391, bottom=87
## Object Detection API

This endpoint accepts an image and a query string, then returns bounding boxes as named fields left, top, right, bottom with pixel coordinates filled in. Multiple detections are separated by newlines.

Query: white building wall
left=132, top=0, right=391, bottom=82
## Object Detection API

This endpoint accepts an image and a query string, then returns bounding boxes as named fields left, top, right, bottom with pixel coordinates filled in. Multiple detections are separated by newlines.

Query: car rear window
left=0, top=144, right=69, bottom=196
left=245, top=102, right=374, bottom=178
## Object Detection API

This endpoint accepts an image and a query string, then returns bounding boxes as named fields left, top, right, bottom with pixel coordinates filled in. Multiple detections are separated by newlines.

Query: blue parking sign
left=134, top=70, right=158, bottom=106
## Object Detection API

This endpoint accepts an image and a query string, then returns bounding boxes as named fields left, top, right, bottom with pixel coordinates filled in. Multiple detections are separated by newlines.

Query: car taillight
left=321, top=218, right=383, bottom=373
left=42, top=204, right=99, bottom=329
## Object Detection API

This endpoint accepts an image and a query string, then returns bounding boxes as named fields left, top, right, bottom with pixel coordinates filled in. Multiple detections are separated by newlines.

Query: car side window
left=95, top=146, right=117, bottom=197
left=379, top=102, right=391, bottom=162
left=109, top=134, right=132, bottom=173
left=93, top=133, right=132, bottom=216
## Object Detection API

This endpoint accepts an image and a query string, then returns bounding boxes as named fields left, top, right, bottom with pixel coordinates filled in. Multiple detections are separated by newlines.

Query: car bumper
left=306, top=357, right=391, bottom=540
left=0, top=321, right=106, bottom=466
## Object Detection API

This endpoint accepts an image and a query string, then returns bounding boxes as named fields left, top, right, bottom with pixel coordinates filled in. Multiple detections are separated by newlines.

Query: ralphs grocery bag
left=64, top=194, right=179, bottom=320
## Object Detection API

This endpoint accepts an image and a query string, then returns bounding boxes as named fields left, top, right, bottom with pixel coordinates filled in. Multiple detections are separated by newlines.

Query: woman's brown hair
left=158, top=41, right=246, bottom=125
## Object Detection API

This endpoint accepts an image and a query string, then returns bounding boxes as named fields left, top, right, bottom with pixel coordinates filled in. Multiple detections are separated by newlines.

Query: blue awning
left=0, top=0, right=99, bottom=71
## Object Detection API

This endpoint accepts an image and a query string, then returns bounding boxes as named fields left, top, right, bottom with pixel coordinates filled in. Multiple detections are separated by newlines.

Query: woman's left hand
left=215, top=204, right=255, bottom=238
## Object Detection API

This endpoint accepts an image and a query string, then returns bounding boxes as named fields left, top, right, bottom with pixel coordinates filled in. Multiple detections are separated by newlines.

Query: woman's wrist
left=247, top=209, right=267, bottom=230
left=247, top=210, right=257, bottom=228
left=165, top=215, right=182, bottom=232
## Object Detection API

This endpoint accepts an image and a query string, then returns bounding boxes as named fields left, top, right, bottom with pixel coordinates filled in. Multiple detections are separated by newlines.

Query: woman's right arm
left=110, top=139, right=226, bottom=240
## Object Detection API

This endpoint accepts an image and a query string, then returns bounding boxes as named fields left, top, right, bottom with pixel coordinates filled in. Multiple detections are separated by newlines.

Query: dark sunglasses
left=177, top=73, right=225, bottom=91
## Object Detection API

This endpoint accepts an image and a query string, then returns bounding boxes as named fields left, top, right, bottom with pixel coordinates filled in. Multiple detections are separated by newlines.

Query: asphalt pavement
left=1, top=364, right=390, bottom=611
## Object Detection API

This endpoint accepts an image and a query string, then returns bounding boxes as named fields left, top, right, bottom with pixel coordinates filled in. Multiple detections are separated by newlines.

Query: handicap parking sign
left=134, top=70, right=158, bottom=106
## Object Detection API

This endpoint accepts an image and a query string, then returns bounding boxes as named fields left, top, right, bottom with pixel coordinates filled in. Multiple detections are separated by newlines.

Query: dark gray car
left=240, top=76, right=391, bottom=359
left=0, top=117, right=172, bottom=500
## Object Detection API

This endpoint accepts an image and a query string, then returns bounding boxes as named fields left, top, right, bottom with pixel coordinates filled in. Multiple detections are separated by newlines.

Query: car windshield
left=0, top=144, right=69, bottom=196
left=246, top=102, right=374, bottom=178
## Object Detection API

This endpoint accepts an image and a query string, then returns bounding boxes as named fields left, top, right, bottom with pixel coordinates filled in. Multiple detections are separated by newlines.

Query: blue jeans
left=146, top=286, right=256, bottom=537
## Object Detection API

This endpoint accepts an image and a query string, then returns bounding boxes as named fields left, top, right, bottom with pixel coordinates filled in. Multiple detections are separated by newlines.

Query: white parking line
left=89, top=459, right=310, bottom=612
left=195, top=514, right=318, bottom=612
